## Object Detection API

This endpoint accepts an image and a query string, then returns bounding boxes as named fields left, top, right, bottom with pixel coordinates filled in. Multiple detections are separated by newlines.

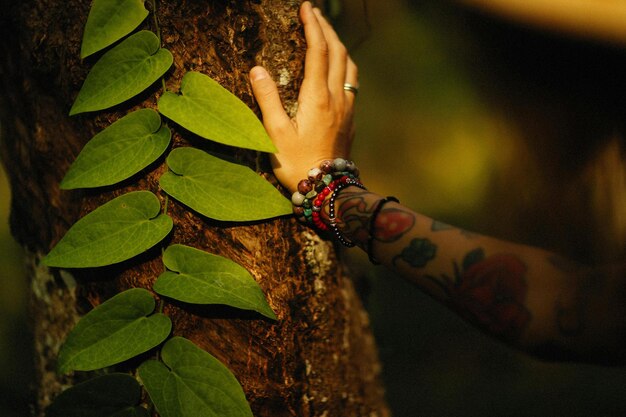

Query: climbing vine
left=43, top=0, right=290, bottom=416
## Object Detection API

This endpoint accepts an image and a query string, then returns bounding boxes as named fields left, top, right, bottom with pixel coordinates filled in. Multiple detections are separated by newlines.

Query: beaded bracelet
left=310, top=175, right=348, bottom=231
left=291, top=158, right=361, bottom=223
left=291, top=158, right=364, bottom=246
left=367, top=196, right=399, bottom=264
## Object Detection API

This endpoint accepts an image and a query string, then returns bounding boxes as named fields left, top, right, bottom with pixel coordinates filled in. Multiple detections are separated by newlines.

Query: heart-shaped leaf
left=159, top=147, right=291, bottom=221
left=46, top=373, right=148, bottom=417
left=70, top=31, right=173, bottom=115
left=43, top=191, right=172, bottom=268
left=61, top=109, right=171, bottom=189
left=57, top=288, right=172, bottom=374
left=81, top=0, right=149, bottom=59
left=157, top=71, right=276, bottom=152
left=138, top=337, right=253, bottom=417
left=154, top=244, right=276, bottom=319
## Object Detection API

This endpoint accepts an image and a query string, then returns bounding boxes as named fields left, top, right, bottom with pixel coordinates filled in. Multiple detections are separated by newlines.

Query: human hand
left=249, top=1, right=358, bottom=194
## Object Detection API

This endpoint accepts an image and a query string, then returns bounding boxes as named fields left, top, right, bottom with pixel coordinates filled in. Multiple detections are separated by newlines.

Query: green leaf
left=157, top=71, right=276, bottom=152
left=70, top=31, right=173, bottom=115
left=81, top=0, right=149, bottom=59
left=159, top=147, right=291, bottom=221
left=46, top=373, right=148, bottom=417
left=61, top=109, right=171, bottom=189
left=42, top=191, right=172, bottom=268
left=154, top=244, right=276, bottom=320
left=57, top=288, right=172, bottom=374
left=138, top=337, right=253, bottom=417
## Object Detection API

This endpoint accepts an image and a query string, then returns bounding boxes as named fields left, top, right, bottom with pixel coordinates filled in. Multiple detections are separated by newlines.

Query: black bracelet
left=327, top=179, right=367, bottom=247
left=367, top=196, right=399, bottom=264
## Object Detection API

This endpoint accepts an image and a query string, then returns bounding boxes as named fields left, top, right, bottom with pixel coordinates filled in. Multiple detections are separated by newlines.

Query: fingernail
left=250, top=66, right=268, bottom=82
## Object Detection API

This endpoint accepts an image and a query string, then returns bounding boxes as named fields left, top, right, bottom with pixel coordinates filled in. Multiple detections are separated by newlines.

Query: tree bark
left=0, top=1, right=390, bottom=416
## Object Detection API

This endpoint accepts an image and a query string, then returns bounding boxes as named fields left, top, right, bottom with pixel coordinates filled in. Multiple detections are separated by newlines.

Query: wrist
left=290, top=158, right=362, bottom=237
left=273, top=155, right=355, bottom=194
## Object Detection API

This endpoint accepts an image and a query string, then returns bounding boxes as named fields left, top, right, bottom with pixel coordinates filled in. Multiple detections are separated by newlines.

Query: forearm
left=334, top=186, right=626, bottom=363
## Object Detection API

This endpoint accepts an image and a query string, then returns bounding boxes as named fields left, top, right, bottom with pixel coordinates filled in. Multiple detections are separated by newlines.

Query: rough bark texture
left=0, top=0, right=390, bottom=416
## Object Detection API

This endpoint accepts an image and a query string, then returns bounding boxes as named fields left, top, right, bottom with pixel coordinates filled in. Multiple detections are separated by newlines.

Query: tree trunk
left=0, top=1, right=389, bottom=416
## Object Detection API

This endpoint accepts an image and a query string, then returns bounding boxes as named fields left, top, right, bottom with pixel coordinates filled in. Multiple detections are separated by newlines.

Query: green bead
left=333, top=158, right=347, bottom=171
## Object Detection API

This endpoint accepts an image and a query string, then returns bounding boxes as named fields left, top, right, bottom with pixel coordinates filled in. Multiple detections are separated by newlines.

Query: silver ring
left=343, top=83, right=359, bottom=95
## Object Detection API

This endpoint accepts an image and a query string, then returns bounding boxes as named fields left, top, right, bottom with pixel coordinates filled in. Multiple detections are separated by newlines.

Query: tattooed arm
left=249, top=3, right=626, bottom=364
left=334, top=186, right=626, bottom=364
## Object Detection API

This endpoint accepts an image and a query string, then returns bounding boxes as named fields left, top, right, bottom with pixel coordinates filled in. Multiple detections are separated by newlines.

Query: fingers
left=249, top=66, right=291, bottom=137
left=300, top=1, right=329, bottom=99
left=303, top=3, right=358, bottom=106
left=313, top=8, right=348, bottom=96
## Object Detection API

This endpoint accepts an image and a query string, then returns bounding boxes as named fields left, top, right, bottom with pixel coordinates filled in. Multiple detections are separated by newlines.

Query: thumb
left=249, top=66, right=291, bottom=134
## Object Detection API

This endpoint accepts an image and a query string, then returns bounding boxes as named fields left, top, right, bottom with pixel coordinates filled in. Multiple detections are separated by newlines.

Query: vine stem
left=151, top=0, right=166, bottom=371
left=150, top=0, right=168, bottom=93
left=151, top=0, right=161, bottom=42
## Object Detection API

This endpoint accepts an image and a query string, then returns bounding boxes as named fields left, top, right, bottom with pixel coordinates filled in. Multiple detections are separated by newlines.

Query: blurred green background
left=3, top=0, right=626, bottom=415
left=338, top=0, right=626, bottom=415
